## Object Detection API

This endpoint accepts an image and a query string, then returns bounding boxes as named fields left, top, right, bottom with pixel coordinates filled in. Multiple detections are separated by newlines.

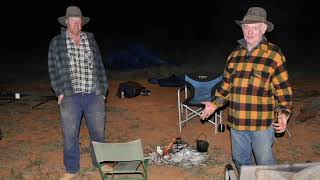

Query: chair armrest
left=177, top=85, right=188, bottom=101
left=177, top=85, right=187, bottom=92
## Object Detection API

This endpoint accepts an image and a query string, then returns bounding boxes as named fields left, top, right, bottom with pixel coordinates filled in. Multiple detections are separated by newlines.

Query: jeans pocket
left=59, top=95, right=71, bottom=107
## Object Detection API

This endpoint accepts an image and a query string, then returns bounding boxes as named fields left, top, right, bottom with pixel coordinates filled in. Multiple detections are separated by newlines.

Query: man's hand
left=272, top=112, right=289, bottom=133
left=58, top=94, right=64, bottom=105
left=201, top=102, right=217, bottom=120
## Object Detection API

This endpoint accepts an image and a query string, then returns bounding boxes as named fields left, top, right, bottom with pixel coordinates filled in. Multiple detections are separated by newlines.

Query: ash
left=148, top=144, right=209, bottom=168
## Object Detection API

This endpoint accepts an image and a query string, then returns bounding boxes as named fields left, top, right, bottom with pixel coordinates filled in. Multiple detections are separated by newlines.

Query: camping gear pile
left=116, top=81, right=151, bottom=99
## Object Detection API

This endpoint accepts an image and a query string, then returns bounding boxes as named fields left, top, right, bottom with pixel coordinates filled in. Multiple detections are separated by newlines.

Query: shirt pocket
left=249, top=70, right=270, bottom=89
left=229, top=67, right=249, bottom=88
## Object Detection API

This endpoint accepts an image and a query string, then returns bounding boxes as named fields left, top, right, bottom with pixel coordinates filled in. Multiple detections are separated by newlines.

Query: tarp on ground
left=148, top=74, right=186, bottom=87
left=104, top=44, right=169, bottom=70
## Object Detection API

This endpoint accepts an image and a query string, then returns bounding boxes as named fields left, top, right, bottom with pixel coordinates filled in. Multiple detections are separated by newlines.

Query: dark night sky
left=1, top=1, right=319, bottom=73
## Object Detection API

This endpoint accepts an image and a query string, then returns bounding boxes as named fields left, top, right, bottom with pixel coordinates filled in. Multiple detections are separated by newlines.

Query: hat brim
left=58, top=16, right=90, bottom=27
left=235, top=20, right=274, bottom=32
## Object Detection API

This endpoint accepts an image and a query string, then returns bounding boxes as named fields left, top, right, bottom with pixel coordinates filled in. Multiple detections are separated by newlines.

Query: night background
left=1, top=0, right=319, bottom=84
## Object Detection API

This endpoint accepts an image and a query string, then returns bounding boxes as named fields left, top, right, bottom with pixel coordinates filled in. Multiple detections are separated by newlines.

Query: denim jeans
left=59, top=92, right=106, bottom=174
left=231, top=126, right=276, bottom=173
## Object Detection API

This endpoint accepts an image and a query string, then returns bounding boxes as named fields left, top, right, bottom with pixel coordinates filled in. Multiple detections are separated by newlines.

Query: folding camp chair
left=92, top=139, right=148, bottom=180
left=177, top=72, right=223, bottom=133
left=225, top=162, right=320, bottom=180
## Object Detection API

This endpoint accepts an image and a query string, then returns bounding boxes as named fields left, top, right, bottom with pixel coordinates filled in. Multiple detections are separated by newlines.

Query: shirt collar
left=65, top=31, right=86, bottom=44
left=238, top=36, right=269, bottom=52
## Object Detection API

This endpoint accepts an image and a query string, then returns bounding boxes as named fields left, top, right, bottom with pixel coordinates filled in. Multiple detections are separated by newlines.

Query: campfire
left=148, top=138, right=210, bottom=168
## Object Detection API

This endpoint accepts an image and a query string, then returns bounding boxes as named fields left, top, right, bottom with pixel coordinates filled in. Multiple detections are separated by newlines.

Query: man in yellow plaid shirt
left=201, top=7, right=292, bottom=173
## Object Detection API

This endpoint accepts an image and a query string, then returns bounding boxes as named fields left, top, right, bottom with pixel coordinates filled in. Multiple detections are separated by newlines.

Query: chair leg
left=208, top=111, right=219, bottom=134
left=143, top=160, right=148, bottom=180
left=215, top=112, right=218, bottom=134
left=178, top=104, right=182, bottom=132
left=179, top=106, right=223, bottom=134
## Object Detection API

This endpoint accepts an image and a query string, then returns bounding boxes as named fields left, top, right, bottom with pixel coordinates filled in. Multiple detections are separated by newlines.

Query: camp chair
left=92, top=139, right=148, bottom=180
left=177, top=72, right=223, bottom=133
left=225, top=162, right=320, bottom=180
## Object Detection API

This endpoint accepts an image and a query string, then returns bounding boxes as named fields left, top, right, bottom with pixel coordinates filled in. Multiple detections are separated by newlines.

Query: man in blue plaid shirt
left=48, top=6, right=108, bottom=180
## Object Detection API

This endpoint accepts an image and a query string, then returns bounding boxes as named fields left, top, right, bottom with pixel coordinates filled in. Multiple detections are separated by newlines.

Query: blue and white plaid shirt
left=66, top=32, right=94, bottom=93
left=48, top=29, right=108, bottom=97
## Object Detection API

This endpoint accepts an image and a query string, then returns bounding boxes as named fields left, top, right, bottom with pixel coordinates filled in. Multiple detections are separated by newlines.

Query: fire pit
left=148, top=143, right=209, bottom=168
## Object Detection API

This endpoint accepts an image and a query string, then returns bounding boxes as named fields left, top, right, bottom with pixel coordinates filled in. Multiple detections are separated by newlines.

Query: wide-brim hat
left=235, top=7, right=274, bottom=32
left=58, top=6, right=90, bottom=27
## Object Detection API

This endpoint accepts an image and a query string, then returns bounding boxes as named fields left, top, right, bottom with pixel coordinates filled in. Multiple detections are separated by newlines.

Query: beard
left=69, top=27, right=81, bottom=35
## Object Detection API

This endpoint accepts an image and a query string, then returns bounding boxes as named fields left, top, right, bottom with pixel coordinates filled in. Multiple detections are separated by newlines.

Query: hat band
left=66, top=14, right=82, bottom=18
left=243, top=15, right=267, bottom=23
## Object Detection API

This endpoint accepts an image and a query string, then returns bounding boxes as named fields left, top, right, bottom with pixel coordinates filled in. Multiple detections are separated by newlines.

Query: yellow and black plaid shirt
left=213, top=38, right=292, bottom=131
